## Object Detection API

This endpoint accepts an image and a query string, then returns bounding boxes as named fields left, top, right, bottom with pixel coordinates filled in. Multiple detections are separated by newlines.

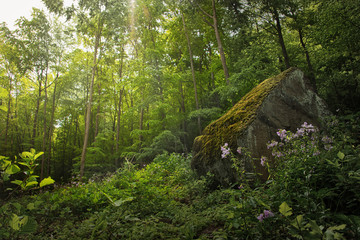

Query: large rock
left=191, top=68, right=331, bottom=186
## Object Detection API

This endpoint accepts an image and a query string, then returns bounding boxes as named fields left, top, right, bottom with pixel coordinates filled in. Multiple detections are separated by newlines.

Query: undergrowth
left=1, top=113, right=360, bottom=239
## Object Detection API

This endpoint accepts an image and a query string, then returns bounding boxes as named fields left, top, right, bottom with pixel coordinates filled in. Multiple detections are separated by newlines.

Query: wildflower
left=237, top=147, right=242, bottom=155
left=267, top=140, right=278, bottom=149
left=257, top=213, right=264, bottom=222
left=257, top=210, right=274, bottom=222
left=263, top=210, right=275, bottom=218
left=324, top=144, right=333, bottom=151
left=272, top=151, right=284, bottom=158
left=321, top=136, right=333, bottom=144
left=313, top=150, right=321, bottom=156
left=295, top=127, right=305, bottom=137
left=238, top=185, right=244, bottom=189
left=221, top=143, right=231, bottom=159
left=260, top=156, right=267, bottom=167
left=277, top=129, right=287, bottom=141
left=302, top=122, right=318, bottom=133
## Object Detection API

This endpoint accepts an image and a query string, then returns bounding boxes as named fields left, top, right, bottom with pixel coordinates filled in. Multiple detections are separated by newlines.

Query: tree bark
left=4, top=73, right=12, bottom=151
left=273, top=8, right=291, bottom=69
left=41, top=69, right=48, bottom=180
left=95, top=80, right=101, bottom=139
left=182, top=13, right=202, bottom=135
left=32, top=79, right=42, bottom=147
left=298, top=28, right=316, bottom=92
left=115, top=87, right=124, bottom=167
left=80, top=31, right=101, bottom=179
left=47, top=80, right=57, bottom=177
left=212, top=0, right=230, bottom=84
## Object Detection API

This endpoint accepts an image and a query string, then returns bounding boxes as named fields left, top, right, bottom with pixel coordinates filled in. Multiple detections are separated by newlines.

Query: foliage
left=1, top=0, right=360, bottom=238
left=0, top=149, right=55, bottom=238
left=1, top=148, right=55, bottom=192
left=1, top=114, right=359, bottom=239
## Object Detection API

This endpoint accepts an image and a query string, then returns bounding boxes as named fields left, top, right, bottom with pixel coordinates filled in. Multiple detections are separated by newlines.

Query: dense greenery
left=1, top=114, right=359, bottom=239
left=1, top=0, right=360, bottom=181
left=1, top=0, right=360, bottom=239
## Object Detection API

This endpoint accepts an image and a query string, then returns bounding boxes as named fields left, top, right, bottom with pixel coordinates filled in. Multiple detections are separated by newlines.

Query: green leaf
left=10, top=214, right=21, bottom=231
left=33, top=151, right=44, bottom=161
left=9, top=214, right=38, bottom=234
left=19, top=216, right=37, bottom=234
left=113, top=197, right=134, bottom=207
left=18, top=162, right=31, bottom=168
left=279, top=202, right=293, bottom=217
left=337, top=151, right=345, bottom=160
left=227, top=212, right=235, bottom=219
left=306, top=220, right=323, bottom=238
left=11, top=180, right=23, bottom=186
left=328, top=224, right=346, bottom=231
left=27, top=203, right=35, bottom=210
left=291, top=215, right=304, bottom=229
left=5, top=164, right=21, bottom=175
left=25, top=181, right=38, bottom=188
left=39, top=177, right=55, bottom=187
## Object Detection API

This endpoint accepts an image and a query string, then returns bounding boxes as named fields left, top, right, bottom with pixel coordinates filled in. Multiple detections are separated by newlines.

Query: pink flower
left=260, top=156, right=267, bottom=166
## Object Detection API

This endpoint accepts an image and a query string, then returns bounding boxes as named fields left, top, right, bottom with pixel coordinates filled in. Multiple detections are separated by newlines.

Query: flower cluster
left=267, top=122, right=333, bottom=159
left=257, top=210, right=275, bottom=222
left=260, top=156, right=267, bottom=167
left=221, top=143, right=231, bottom=159
left=221, top=143, right=242, bottom=159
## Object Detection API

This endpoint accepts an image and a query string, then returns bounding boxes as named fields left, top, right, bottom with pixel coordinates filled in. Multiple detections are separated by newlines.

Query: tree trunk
left=139, top=92, right=144, bottom=147
left=47, top=79, right=58, bottom=177
left=182, top=13, right=202, bottom=135
left=212, top=0, right=230, bottom=84
left=95, top=81, right=101, bottom=139
left=179, top=79, right=188, bottom=152
left=32, top=79, right=42, bottom=147
left=298, top=28, right=316, bottom=92
left=80, top=32, right=100, bottom=179
left=115, top=87, right=124, bottom=167
left=273, top=8, right=291, bottom=69
left=4, top=75, right=12, bottom=151
left=41, top=70, right=48, bottom=180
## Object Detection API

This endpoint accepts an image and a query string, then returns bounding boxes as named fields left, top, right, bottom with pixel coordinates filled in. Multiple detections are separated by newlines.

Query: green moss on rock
left=192, top=67, right=298, bottom=175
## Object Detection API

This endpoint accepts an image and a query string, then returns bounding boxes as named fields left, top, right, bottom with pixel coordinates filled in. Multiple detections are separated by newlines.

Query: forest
left=1, top=0, right=360, bottom=239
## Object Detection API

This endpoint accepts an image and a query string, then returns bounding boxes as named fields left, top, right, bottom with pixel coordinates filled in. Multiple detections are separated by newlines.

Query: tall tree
left=181, top=12, right=201, bottom=135
left=192, top=0, right=230, bottom=84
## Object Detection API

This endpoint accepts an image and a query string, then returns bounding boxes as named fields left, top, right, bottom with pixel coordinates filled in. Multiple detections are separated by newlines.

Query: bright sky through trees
left=0, top=0, right=73, bottom=29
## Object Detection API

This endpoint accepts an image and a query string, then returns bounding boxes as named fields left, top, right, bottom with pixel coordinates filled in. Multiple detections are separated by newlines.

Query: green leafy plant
left=0, top=149, right=55, bottom=238
left=1, top=148, right=55, bottom=190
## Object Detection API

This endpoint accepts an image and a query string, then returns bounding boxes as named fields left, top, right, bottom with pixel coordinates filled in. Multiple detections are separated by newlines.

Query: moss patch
left=193, top=68, right=298, bottom=168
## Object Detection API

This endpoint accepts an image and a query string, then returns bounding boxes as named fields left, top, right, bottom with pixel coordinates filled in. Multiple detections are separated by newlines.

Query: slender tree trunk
left=179, top=79, right=188, bottom=152
left=80, top=32, right=101, bottom=179
left=212, top=0, right=230, bottom=84
left=115, top=87, right=124, bottom=166
left=4, top=75, right=12, bottom=151
left=41, top=70, right=48, bottom=180
left=298, top=28, right=316, bottom=92
left=95, top=81, right=101, bottom=139
left=32, top=79, right=42, bottom=147
left=273, top=8, right=290, bottom=69
left=47, top=79, right=58, bottom=177
left=139, top=91, right=144, bottom=147
left=182, top=13, right=201, bottom=135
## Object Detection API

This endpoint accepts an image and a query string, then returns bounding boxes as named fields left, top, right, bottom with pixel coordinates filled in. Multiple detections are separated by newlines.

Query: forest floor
left=1, top=113, right=360, bottom=239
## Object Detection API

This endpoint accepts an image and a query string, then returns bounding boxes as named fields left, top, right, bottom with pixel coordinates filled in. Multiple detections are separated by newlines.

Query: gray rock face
left=191, top=68, right=331, bottom=186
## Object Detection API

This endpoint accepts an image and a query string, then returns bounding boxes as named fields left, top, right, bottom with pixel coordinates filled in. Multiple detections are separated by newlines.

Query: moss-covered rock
left=191, top=68, right=331, bottom=186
